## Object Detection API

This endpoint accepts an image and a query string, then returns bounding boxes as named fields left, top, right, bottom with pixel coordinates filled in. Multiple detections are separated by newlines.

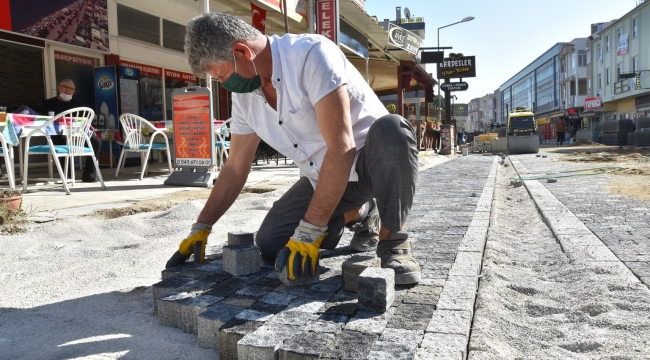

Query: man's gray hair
left=59, top=79, right=75, bottom=85
left=185, top=13, right=262, bottom=77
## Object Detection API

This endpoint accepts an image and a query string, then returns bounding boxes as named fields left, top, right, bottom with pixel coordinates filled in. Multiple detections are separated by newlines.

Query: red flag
left=251, top=1, right=266, bottom=34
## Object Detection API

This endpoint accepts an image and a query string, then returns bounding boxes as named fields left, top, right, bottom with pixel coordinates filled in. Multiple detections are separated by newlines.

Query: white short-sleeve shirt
left=230, top=34, right=388, bottom=187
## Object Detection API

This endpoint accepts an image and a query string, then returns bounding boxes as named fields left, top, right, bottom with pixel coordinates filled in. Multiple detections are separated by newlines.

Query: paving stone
left=220, top=294, right=259, bottom=307
left=269, top=310, right=318, bottom=325
left=279, top=264, right=321, bottom=287
left=308, top=275, right=343, bottom=294
left=386, top=303, right=435, bottom=331
left=223, top=244, right=261, bottom=276
left=379, top=328, right=424, bottom=345
left=160, top=262, right=201, bottom=280
left=157, top=291, right=195, bottom=329
left=358, top=267, right=395, bottom=313
left=218, top=318, right=264, bottom=360
left=175, top=279, right=217, bottom=295
left=235, top=285, right=275, bottom=297
left=321, top=330, right=379, bottom=359
left=203, top=277, right=246, bottom=298
left=178, top=294, right=223, bottom=334
left=228, top=231, right=256, bottom=246
left=235, top=309, right=274, bottom=322
left=420, top=333, right=467, bottom=358
left=250, top=300, right=287, bottom=314
left=318, top=292, right=358, bottom=316
left=402, top=285, right=442, bottom=305
left=238, top=323, right=301, bottom=359
left=301, top=319, right=344, bottom=333
left=426, top=309, right=472, bottom=337
left=152, top=276, right=194, bottom=311
left=344, top=308, right=395, bottom=334
left=197, top=303, right=246, bottom=349
left=318, top=313, right=350, bottom=324
left=342, top=255, right=381, bottom=292
left=285, top=297, right=328, bottom=313
left=260, top=291, right=298, bottom=306
left=367, top=341, right=418, bottom=360
left=448, top=252, right=483, bottom=277
left=278, top=331, right=337, bottom=360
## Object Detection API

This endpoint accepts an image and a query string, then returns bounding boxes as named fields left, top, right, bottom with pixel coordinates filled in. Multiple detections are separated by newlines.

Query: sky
left=364, top=0, right=639, bottom=104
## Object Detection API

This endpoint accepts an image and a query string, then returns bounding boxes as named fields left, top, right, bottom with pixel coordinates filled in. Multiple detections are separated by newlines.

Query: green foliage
left=386, top=103, right=397, bottom=113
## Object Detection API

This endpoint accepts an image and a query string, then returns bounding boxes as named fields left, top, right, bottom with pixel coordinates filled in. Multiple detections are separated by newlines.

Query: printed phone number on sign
left=175, top=159, right=212, bottom=166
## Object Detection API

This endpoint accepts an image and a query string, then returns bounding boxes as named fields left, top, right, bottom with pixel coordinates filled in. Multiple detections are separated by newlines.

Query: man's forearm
left=196, top=163, right=250, bottom=225
left=303, top=148, right=356, bottom=227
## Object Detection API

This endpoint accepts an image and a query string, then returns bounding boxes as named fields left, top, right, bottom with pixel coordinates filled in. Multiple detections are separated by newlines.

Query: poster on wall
left=0, top=0, right=109, bottom=51
left=93, top=66, right=118, bottom=130
left=171, top=87, right=215, bottom=169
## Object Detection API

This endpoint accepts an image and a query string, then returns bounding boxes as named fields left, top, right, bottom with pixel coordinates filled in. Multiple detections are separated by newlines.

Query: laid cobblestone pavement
left=153, top=155, right=497, bottom=359
left=517, top=153, right=650, bottom=287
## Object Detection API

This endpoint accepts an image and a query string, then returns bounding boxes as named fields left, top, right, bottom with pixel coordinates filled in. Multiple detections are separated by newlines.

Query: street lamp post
left=437, top=16, right=475, bottom=124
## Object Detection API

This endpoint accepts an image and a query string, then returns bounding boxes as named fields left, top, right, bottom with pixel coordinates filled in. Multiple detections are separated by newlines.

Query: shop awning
left=210, top=0, right=308, bottom=34
left=536, top=117, right=550, bottom=125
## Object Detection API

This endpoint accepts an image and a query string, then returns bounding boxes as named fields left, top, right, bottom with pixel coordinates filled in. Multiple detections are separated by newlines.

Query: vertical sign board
left=316, top=0, right=338, bottom=45
left=164, top=87, right=217, bottom=188
left=93, top=66, right=119, bottom=130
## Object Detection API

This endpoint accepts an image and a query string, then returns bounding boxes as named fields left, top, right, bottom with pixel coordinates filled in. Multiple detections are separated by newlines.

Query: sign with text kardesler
left=440, top=82, right=469, bottom=92
left=171, top=87, right=216, bottom=169
left=387, top=23, right=422, bottom=56
left=437, top=56, right=477, bottom=79
left=316, top=0, right=338, bottom=45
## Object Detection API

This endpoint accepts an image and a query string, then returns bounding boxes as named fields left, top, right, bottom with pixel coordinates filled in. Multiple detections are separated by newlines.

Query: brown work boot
left=347, top=199, right=380, bottom=252
left=376, top=232, right=421, bottom=285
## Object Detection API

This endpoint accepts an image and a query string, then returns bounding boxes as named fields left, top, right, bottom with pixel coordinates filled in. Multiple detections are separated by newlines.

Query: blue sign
left=94, top=66, right=119, bottom=130
left=120, top=66, right=140, bottom=78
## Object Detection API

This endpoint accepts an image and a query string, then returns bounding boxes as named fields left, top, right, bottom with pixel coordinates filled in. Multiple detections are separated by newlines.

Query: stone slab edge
left=509, top=157, right=640, bottom=285
left=420, top=157, right=498, bottom=360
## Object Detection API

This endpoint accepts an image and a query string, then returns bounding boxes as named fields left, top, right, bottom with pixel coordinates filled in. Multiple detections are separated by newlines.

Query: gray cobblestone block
left=228, top=231, right=256, bottom=245
left=379, top=328, right=424, bottom=345
left=318, top=313, right=350, bottom=324
left=426, top=309, right=472, bottom=336
left=279, top=264, right=321, bottom=287
left=420, top=333, right=467, bottom=358
left=223, top=244, right=261, bottom=276
left=220, top=294, right=259, bottom=307
left=436, top=294, right=475, bottom=313
left=342, top=255, right=381, bottom=292
left=269, top=310, right=318, bottom=325
left=218, top=318, right=264, bottom=360
left=250, top=300, right=287, bottom=314
left=285, top=297, right=328, bottom=313
left=152, top=276, right=194, bottom=311
left=386, top=303, right=435, bottom=331
left=301, top=319, right=344, bottom=333
left=344, top=308, right=395, bottom=334
left=235, top=309, right=274, bottom=322
left=179, top=294, right=223, bottom=334
left=318, top=293, right=358, bottom=316
left=260, top=291, right=298, bottom=306
left=402, top=285, right=442, bottom=305
left=175, top=279, right=217, bottom=295
left=441, top=276, right=477, bottom=300
left=358, top=268, right=395, bottom=313
left=160, top=262, right=201, bottom=280
left=367, top=341, right=418, bottom=360
left=321, top=330, right=379, bottom=359
left=278, top=331, right=336, bottom=360
left=235, top=285, right=275, bottom=297
left=448, top=252, right=483, bottom=277
left=197, top=303, right=246, bottom=349
left=238, top=323, right=301, bottom=359
left=309, top=275, right=343, bottom=294
left=204, top=278, right=247, bottom=298
left=157, top=291, right=195, bottom=329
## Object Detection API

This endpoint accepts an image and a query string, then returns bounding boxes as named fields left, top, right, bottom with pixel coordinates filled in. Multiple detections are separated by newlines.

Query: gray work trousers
left=256, top=114, right=418, bottom=261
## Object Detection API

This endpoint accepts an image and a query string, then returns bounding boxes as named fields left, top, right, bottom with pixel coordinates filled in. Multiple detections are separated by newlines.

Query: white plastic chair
left=22, top=107, right=105, bottom=194
left=116, top=114, right=173, bottom=180
left=0, top=132, right=16, bottom=190
left=214, top=118, right=231, bottom=171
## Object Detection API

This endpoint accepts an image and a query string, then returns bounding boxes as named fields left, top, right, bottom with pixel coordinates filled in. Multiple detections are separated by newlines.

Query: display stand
left=164, top=87, right=217, bottom=188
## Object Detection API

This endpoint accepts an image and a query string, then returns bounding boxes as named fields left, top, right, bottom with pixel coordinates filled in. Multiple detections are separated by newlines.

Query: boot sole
left=394, top=272, right=421, bottom=285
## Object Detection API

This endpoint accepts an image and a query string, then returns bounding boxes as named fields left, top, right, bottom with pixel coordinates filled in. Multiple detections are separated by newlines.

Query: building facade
left=479, top=93, right=496, bottom=130
left=467, top=97, right=480, bottom=132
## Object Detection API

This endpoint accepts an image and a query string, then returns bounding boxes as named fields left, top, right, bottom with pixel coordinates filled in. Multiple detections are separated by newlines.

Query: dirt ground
left=546, top=144, right=650, bottom=204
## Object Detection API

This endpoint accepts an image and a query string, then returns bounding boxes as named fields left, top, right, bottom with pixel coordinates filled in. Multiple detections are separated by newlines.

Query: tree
left=386, top=103, right=397, bottom=114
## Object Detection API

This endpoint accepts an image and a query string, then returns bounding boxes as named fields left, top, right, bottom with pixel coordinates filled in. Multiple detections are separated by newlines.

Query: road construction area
left=1, top=145, right=649, bottom=359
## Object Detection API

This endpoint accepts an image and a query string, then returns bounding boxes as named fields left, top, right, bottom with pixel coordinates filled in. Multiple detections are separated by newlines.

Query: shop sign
left=584, top=96, right=602, bottom=110
left=172, top=88, right=215, bottom=168
left=440, top=82, right=469, bottom=92
left=257, top=0, right=307, bottom=22
left=617, top=34, right=629, bottom=56
left=387, top=23, right=422, bottom=56
left=93, top=66, right=119, bottom=130
left=54, top=51, right=95, bottom=66
left=316, top=0, right=338, bottom=44
left=635, top=94, right=650, bottom=107
left=636, top=73, right=641, bottom=90
left=119, top=60, right=162, bottom=76
left=437, top=56, right=476, bottom=79
left=165, top=69, right=198, bottom=83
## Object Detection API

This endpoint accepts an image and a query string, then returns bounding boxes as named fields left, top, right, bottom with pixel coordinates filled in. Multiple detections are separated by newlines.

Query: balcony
left=614, top=79, right=631, bottom=94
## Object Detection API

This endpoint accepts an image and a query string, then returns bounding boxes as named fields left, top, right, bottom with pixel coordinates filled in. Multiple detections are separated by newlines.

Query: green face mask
left=221, top=53, right=262, bottom=93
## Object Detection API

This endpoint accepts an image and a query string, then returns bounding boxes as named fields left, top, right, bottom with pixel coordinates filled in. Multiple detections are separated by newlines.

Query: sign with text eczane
left=437, top=56, right=477, bottom=79
left=316, top=0, right=338, bottom=45
left=172, top=87, right=216, bottom=169
left=387, top=23, right=422, bottom=56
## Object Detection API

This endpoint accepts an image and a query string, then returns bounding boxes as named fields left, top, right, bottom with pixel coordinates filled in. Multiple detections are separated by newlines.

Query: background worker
left=166, top=13, right=421, bottom=285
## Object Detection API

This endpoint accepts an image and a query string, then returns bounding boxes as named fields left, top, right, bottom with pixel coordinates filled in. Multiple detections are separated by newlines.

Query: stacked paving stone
left=517, top=155, right=650, bottom=286
left=152, top=156, right=497, bottom=359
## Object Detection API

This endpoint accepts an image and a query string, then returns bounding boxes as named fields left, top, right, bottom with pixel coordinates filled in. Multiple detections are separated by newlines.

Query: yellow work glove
left=275, top=220, right=328, bottom=281
left=165, top=223, right=212, bottom=268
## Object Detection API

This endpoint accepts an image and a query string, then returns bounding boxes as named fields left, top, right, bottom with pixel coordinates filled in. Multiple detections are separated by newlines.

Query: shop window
left=54, top=51, right=99, bottom=111
left=633, top=18, right=639, bottom=37
left=0, top=40, right=45, bottom=112
left=163, top=20, right=186, bottom=53
left=140, top=75, right=164, bottom=120
left=117, top=4, right=160, bottom=46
